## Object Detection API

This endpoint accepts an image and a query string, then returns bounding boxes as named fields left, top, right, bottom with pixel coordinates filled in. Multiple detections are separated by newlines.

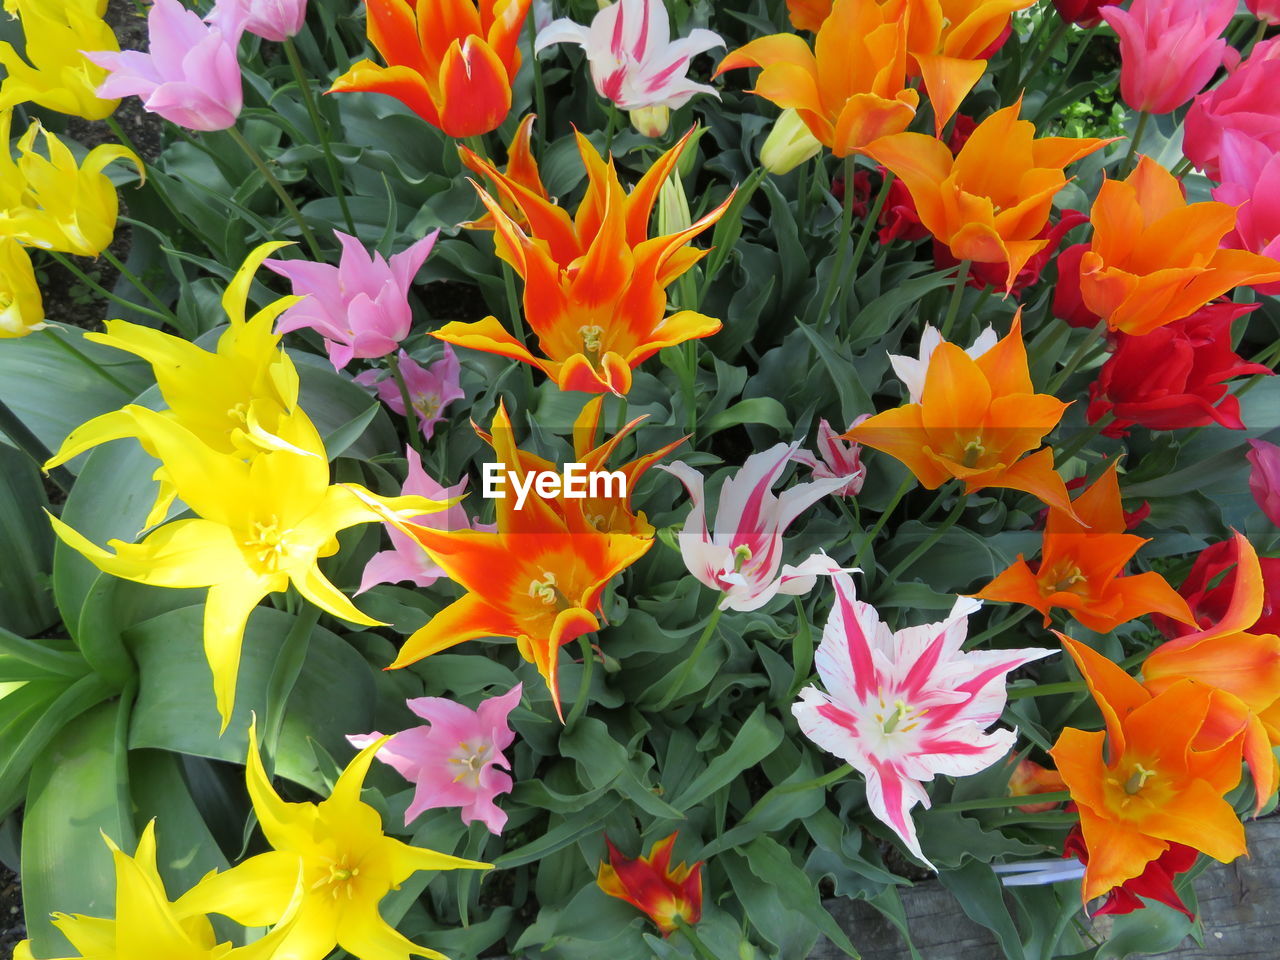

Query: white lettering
left=482, top=462, right=505, bottom=499
left=562, top=462, right=587, bottom=498
left=590, top=470, right=626, bottom=500
left=478, top=464, right=629, bottom=509
left=510, top=469, right=536, bottom=511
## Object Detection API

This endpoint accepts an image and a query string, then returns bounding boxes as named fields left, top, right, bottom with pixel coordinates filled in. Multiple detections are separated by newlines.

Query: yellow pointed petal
left=223, top=241, right=296, bottom=326
left=205, top=575, right=273, bottom=732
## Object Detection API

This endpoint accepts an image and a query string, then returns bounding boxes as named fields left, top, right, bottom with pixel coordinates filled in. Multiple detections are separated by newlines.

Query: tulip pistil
left=1124, top=763, right=1157, bottom=795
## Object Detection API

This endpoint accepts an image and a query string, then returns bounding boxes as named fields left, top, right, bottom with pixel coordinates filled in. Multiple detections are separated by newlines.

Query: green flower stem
left=964, top=607, right=1032, bottom=650
left=1007, top=680, right=1085, bottom=700
left=1019, top=18, right=1070, bottom=90
left=740, top=763, right=854, bottom=825
left=682, top=340, right=698, bottom=438
left=564, top=634, right=597, bottom=730
left=815, top=154, right=859, bottom=327
left=932, top=790, right=1071, bottom=813
left=882, top=490, right=967, bottom=587
left=672, top=916, right=719, bottom=960
left=1054, top=410, right=1115, bottom=465
left=1170, top=156, right=1195, bottom=179
left=225, top=124, right=323, bottom=259
left=104, top=116, right=205, bottom=245
left=1046, top=321, right=1105, bottom=394
left=528, top=25, right=548, bottom=153
left=500, top=261, right=538, bottom=411
left=852, top=474, right=913, bottom=572
left=387, top=352, right=424, bottom=455
left=613, top=394, right=629, bottom=438
left=464, top=134, right=489, bottom=161
left=848, top=170, right=894, bottom=280
left=99, top=248, right=180, bottom=326
left=940, top=259, right=971, bottom=340
left=40, top=325, right=134, bottom=396
left=1251, top=20, right=1269, bottom=51
left=0, top=396, right=73, bottom=492
left=283, top=37, right=355, bottom=234
left=603, top=105, right=621, bottom=156
left=652, top=603, right=725, bottom=711
left=1121, top=110, right=1149, bottom=176
left=45, top=251, right=172, bottom=327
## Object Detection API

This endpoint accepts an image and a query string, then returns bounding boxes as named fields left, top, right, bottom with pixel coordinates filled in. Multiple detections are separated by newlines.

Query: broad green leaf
left=671, top=704, right=783, bottom=811
left=0, top=444, right=55, bottom=635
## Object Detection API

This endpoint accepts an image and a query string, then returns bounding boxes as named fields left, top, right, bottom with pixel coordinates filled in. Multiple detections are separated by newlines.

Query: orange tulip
left=974, top=462, right=1194, bottom=632
left=1079, top=156, right=1280, bottom=335
left=328, top=0, right=531, bottom=138
left=597, top=832, right=703, bottom=937
left=844, top=311, right=1077, bottom=514
left=781, top=0, right=1033, bottom=133
left=376, top=403, right=652, bottom=717
left=1143, top=531, right=1280, bottom=806
left=436, top=128, right=730, bottom=395
left=864, top=100, right=1110, bottom=291
left=716, top=0, right=920, bottom=156
left=1051, top=634, right=1248, bottom=904
left=459, top=114, right=547, bottom=231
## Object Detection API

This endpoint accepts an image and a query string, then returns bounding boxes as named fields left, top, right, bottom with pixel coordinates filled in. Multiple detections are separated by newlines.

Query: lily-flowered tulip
left=794, top=573, right=1053, bottom=867
left=1086, top=302, right=1270, bottom=436
left=717, top=0, right=920, bottom=157
left=1213, top=132, right=1280, bottom=294
left=0, top=237, right=47, bottom=338
left=266, top=230, right=438, bottom=370
left=357, top=446, right=493, bottom=593
left=0, top=111, right=140, bottom=257
left=974, top=462, right=1195, bottom=633
left=660, top=443, right=848, bottom=612
left=458, top=114, right=547, bottom=232
left=535, top=0, right=723, bottom=136
left=1007, top=757, right=1067, bottom=813
left=178, top=720, right=491, bottom=960
left=1141, top=532, right=1280, bottom=804
left=329, top=0, right=531, bottom=138
left=1249, top=0, right=1280, bottom=25
left=845, top=313, right=1078, bottom=515
left=48, top=406, right=444, bottom=730
left=86, top=0, right=246, bottom=132
left=1050, top=635, right=1249, bottom=904
left=348, top=684, right=522, bottom=833
left=1248, top=439, right=1280, bottom=527
left=12, top=820, right=303, bottom=960
left=1184, top=38, right=1280, bottom=181
left=1077, top=156, right=1280, bottom=336
left=216, top=0, right=308, bottom=42
left=0, top=0, right=120, bottom=120
left=864, top=101, right=1110, bottom=291
left=759, top=107, right=823, bottom=175
left=597, top=833, right=703, bottom=937
left=354, top=347, right=464, bottom=441
left=368, top=403, right=653, bottom=716
left=1155, top=538, right=1280, bottom=640
left=889, top=323, right=996, bottom=405
left=1102, top=0, right=1236, bottom=115
left=44, top=243, right=305, bottom=529
left=1062, top=825, right=1198, bottom=918
left=793, top=418, right=868, bottom=497
left=438, top=129, right=729, bottom=396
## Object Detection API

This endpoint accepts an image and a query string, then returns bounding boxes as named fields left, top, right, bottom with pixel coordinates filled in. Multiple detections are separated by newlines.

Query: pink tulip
left=793, top=418, right=868, bottom=497
left=1185, top=39, right=1280, bottom=179
left=535, top=0, right=724, bottom=111
left=266, top=230, right=438, bottom=370
left=1213, top=132, right=1280, bottom=295
left=354, top=346, right=464, bottom=441
left=1247, top=440, right=1280, bottom=526
left=793, top=572, right=1054, bottom=867
left=85, top=0, right=246, bottom=132
left=659, top=444, right=848, bottom=612
left=1102, top=0, right=1236, bottom=115
left=348, top=683, right=522, bottom=833
left=213, top=0, right=308, bottom=42
left=1248, top=0, right=1280, bottom=26
left=357, top=446, right=494, bottom=594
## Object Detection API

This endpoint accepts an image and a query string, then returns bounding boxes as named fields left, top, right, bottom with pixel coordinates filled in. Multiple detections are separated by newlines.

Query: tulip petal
left=438, top=37, right=513, bottom=138
left=915, top=54, right=986, bottom=136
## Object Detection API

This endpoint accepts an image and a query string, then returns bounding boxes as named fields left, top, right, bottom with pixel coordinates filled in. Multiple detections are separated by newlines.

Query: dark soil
left=0, top=865, right=24, bottom=957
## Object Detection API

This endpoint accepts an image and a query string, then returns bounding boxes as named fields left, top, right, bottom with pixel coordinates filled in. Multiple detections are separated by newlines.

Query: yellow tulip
left=759, top=107, right=823, bottom=175
left=0, top=108, right=140, bottom=256
left=12, top=820, right=304, bottom=960
left=0, top=237, right=47, bottom=338
left=0, top=0, right=120, bottom=121
left=175, top=719, right=491, bottom=960
left=45, top=242, right=307, bottom=528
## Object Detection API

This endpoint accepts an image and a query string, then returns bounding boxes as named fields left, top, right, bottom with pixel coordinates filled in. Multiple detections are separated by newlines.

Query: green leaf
left=701, top=397, right=791, bottom=439
left=0, top=444, right=55, bottom=635
left=670, top=704, right=783, bottom=812
left=938, top=860, right=1027, bottom=960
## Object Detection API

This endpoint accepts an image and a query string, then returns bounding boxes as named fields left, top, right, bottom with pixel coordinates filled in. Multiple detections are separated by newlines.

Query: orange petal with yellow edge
left=437, top=37, right=512, bottom=138
left=915, top=54, right=986, bottom=136
left=1059, top=632, right=1149, bottom=755
left=329, top=61, right=441, bottom=127
left=970, top=447, right=1075, bottom=516
left=844, top=404, right=953, bottom=489
left=392, top=593, right=522, bottom=668
left=1157, top=531, right=1265, bottom=653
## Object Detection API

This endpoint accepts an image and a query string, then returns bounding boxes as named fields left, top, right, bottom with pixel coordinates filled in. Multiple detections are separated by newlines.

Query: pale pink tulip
left=214, top=0, right=308, bottom=42
left=348, top=684, right=522, bottom=833
left=1213, top=132, right=1280, bottom=295
left=86, top=0, right=246, bottom=132
left=535, top=0, right=723, bottom=112
left=1185, top=38, right=1280, bottom=179
left=354, top=346, right=464, bottom=441
left=357, top=446, right=494, bottom=594
left=660, top=444, right=848, bottom=612
left=889, top=324, right=997, bottom=406
left=793, top=418, right=868, bottom=497
left=1102, top=0, right=1236, bottom=115
left=1247, top=439, right=1280, bottom=526
left=266, top=230, right=438, bottom=370
left=793, top=572, right=1053, bottom=868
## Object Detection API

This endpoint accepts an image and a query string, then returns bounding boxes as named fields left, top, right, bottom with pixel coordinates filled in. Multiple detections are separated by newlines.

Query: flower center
left=579, top=325, right=604, bottom=365
left=412, top=393, right=441, bottom=419
left=732, top=544, right=753, bottom=572
left=1039, top=559, right=1089, bottom=597
left=961, top=437, right=986, bottom=468
left=244, top=517, right=293, bottom=572
left=874, top=696, right=925, bottom=734
left=449, top=740, right=494, bottom=786
left=1124, top=762, right=1157, bottom=795
left=528, top=570, right=571, bottom=610
left=312, top=854, right=361, bottom=900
